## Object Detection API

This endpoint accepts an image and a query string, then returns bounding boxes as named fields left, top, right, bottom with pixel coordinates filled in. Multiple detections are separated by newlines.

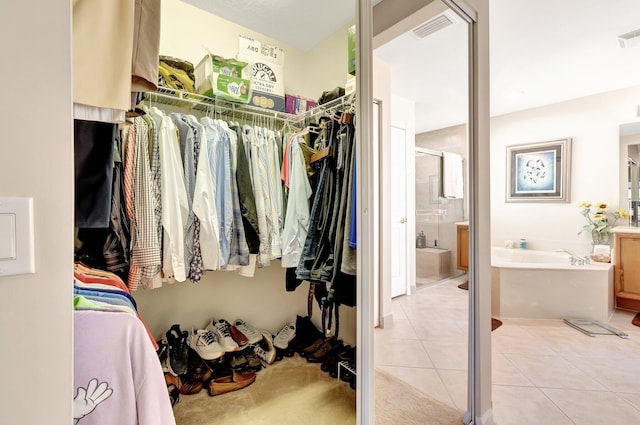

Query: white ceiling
left=182, top=0, right=356, bottom=51
left=184, top=0, right=640, bottom=134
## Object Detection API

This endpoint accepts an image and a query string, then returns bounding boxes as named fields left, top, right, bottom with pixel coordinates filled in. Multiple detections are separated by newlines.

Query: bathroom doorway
left=414, top=147, right=466, bottom=287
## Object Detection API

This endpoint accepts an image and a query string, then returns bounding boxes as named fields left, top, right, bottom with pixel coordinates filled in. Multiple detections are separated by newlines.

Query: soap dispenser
left=416, top=231, right=427, bottom=248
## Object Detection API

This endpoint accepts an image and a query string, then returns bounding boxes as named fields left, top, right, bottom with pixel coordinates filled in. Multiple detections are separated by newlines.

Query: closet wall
left=134, top=0, right=357, bottom=345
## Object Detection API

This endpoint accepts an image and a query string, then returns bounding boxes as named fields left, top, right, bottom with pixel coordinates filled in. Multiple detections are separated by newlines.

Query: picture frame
left=506, top=138, right=571, bottom=202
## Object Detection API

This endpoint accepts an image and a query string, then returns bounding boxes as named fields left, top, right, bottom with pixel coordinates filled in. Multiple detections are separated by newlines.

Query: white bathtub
left=491, top=247, right=614, bottom=322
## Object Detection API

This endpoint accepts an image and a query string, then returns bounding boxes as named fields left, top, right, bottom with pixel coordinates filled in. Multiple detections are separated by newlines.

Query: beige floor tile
left=438, top=369, right=467, bottom=411
left=617, top=392, right=640, bottom=412
left=492, top=385, right=574, bottom=425
left=504, top=353, right=606, bottom=390
left=491, top=325, right=557, bottom=356
left=422, top=340, right=467, bottom=370
left=542, top=388, right=640, bottom=425
left=373, top=317, right=419, bottom=340
left=374, top=338, right=435, bottom=368
left=570, top=356, right=640, bottom=393
left=492, top=353, right=535, bottom=387
left=411, top=318, right=467, bottom=341
left=376, top=365, right=455, bottom=408
left=390, top=298, right=408, bottom=320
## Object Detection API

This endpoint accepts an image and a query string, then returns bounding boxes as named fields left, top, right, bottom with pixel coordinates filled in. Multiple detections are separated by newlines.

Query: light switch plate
left=0, top=197, right=35, bottom=277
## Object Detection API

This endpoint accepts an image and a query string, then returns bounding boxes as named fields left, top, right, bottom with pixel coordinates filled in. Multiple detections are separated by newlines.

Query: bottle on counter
left=519, top=238, right=527, bottom=249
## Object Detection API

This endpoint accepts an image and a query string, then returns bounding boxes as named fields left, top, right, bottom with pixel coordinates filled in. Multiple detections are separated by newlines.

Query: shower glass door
left=415, top=148, right=465, bottom=286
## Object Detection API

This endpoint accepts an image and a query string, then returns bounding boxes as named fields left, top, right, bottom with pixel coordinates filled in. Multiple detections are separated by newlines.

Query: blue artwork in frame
left=506, top=138, right=571, bottom=202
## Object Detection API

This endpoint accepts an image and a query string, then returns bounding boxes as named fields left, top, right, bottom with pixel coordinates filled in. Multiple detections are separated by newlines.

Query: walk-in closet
left=71, top=0, right=360, bottom=423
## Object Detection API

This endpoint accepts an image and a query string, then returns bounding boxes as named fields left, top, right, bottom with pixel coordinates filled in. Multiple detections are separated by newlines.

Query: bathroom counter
left=612, top=226, right=640, bottom=234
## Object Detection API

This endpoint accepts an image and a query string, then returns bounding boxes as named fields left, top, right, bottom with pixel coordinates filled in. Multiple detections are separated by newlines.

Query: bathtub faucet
left=555, top=248, right=590, bottom=265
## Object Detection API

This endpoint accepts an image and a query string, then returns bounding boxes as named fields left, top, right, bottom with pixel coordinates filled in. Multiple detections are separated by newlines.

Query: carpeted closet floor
left=173, top=355, right=356, bottom=425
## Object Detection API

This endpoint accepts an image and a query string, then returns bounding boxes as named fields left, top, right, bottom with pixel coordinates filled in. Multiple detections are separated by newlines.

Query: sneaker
left=164, top=372, right=203, bottom=395
left=164, top=324, right=188, bottom=376
left=227, top=351, right=247, bottom=371
left=186, top=347, right=213, bottom=382
left=187, top=329, right=224, bottom=360
left=207, top=319, right=239, bottom=352
left=253, top=330, right=276, bottom=365
left=234, top=319, right=262, bottom=344
left=242, top=348, right=263, bottom=372
left=273, top=324, right=296, bottom=349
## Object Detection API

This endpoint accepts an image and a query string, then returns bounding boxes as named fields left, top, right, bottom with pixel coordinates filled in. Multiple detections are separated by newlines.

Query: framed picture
left=506, top=138, right=571, bottom=202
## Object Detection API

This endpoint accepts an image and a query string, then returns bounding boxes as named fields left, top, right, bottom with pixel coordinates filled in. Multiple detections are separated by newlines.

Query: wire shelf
left=143, top=87, right=354, bottom=124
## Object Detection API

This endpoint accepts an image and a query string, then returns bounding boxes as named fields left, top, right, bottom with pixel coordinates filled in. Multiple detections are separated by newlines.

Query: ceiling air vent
left=411, top=11, right=457, bottom=40
left=618, top=28, right=640, bottom=48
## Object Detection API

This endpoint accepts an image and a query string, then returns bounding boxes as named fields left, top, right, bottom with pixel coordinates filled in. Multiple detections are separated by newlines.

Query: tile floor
left=374, top=274, right=640, bottom=425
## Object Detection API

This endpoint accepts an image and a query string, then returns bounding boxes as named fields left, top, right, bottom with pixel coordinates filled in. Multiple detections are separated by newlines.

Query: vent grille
left=412, top=13, right=455, bottom=39
left=618, top=29, right=640, bottom=48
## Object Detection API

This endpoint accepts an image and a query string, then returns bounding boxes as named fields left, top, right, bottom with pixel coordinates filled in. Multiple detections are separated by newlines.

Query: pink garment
left=74, top=310, right=175, bottom=425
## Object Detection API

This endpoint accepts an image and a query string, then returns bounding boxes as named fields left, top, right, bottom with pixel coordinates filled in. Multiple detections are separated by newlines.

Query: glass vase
left=591, top=232, right=612, bottom=247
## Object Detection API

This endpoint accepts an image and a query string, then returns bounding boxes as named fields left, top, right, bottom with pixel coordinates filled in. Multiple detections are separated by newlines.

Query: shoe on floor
left=206, top=319, right=239, bottom=352
left=187, top=328, right=225, bottom=360
left=234, top=319, right=262, bottom=344
left=164, top=373, right=203, bottom=395
left=164, top=324, right=189, bottom=376
left=253, top=330, right=276, bottom=365
left=273, top=323, right=296, bottom=349
left=208, top=372, right=256, bottom=396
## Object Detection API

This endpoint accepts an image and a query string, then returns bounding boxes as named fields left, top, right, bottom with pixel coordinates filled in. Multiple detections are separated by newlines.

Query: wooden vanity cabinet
left=614, top=230, right=640, bottom=311
left=456, top=222, right=469, bottom=272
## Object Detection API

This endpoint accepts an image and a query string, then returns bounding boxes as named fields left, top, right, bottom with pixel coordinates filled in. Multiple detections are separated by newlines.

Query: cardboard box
left=194, top=54, right=252, bottom=103
left=285, top=94, right=318, bottom=115
left=238, top=35, right=285, bottom=111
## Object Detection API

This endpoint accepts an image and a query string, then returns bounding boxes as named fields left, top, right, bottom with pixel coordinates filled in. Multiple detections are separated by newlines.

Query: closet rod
left=143, top=87, right=355, bottom=124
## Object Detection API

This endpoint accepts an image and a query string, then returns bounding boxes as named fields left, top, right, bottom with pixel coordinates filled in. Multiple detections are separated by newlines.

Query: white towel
left=442, top=152, right=464, bottom=199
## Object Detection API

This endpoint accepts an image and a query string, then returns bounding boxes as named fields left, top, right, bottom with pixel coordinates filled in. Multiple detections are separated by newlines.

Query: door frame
left=358, top=0, right=491, bottom=424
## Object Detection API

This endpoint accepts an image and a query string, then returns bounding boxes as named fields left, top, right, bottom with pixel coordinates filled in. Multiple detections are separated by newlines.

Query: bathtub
left=491, top=247, right=614, bottom=322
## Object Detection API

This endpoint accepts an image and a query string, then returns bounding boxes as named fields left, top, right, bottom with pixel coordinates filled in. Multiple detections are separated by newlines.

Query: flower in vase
left=578, top=202, right=629, bottom=245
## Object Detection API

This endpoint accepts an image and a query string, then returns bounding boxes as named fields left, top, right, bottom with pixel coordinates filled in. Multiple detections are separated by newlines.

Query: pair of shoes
left=208, top=371, right=256, bottom=396
left=187, top=328, right=224, bottom=360
left=289, top=315, right=324, bottom=354
left=165, top=372, right=203, bottom=395
left=206, top=319, right=239, bottom=352
left=252, top=331, right=276, bottom=365
left=234, top=319, right=263, bottom=344
left=165, top=324, right=189, bottom=376
left=321, top=344, right=352, bottom=376
left=307, top=338, right=342, bottom=363
left=273, top=323, right=296, bottom=349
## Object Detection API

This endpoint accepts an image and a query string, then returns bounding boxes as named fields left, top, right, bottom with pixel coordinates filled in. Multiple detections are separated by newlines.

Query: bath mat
left=457, top=281, right=469, bottom=290
left=492, top=318, right=503, bottom=331
left=633, top=313, right=640, bottom=328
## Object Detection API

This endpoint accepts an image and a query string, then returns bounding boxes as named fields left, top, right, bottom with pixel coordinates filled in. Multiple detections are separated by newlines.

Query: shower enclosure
left=414, top=147, right=466, bottom=286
